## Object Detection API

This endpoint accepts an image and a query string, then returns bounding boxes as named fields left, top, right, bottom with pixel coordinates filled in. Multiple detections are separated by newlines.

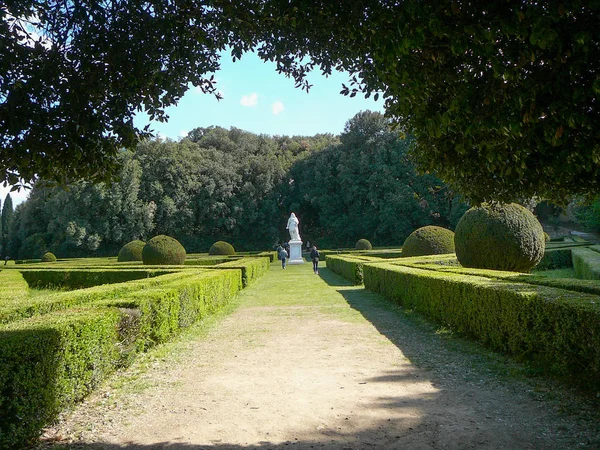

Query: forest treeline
left=5, top=111, right=472, bottom=258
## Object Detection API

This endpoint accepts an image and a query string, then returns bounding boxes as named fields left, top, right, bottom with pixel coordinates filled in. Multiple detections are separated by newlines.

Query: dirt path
left=39, top=262, right=599, bottom=449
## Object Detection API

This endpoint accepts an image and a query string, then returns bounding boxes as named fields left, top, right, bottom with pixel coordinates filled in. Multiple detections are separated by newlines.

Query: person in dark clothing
left=310, top=245, right=320, bottom=274
left=283, top=242, right=290, bottom=258
left=277, top=245, right=287, bottom=269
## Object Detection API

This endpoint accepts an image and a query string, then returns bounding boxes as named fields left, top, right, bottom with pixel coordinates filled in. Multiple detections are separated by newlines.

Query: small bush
left=118, top=240, right=146, bottom=262
left=142, top=235, right=186, bottom=265
left=355, top=239, right=372, bottom=250
left=402, top=226, right=455, bottom=257
left=41, top=252, right=57, bottom=262
left=454, top=203, right=545, bottom=272
left=544, top=232, right=550, bottom=242
left=209, top=241, right=235, bottom=256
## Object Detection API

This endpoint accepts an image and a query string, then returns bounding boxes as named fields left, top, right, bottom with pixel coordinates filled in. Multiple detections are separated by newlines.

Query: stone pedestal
left=287, top=239, right=304, bottom=264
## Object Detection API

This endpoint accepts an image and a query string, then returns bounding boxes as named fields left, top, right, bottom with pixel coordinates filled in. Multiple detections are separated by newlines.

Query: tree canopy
left=2, top=2, right=599, bottom=203
left=6, top=113, right=467, bottom=258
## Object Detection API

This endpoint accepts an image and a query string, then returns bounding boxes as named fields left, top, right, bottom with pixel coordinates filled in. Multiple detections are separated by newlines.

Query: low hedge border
left=0, top=272, right=199, bottom=326
left=0, top=270, right=30, bottom=299
left=0, top=268, right=244, bottom=448
left=210, top=257, right=270, bottom=287
left=362, top=262, right=600, bottom=390
left=0, top=308, right=122, bottom=448
left=325, top=254, right=387, bottom=285
left=18, top=268, right=177, bottom=290
left=572, top=248, right=600, bottom=280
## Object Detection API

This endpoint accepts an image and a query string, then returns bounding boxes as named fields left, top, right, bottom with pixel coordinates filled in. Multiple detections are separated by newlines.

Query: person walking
left=310, top=245, right=320, bottom=274
left=277, top=245, right=288, bottom=269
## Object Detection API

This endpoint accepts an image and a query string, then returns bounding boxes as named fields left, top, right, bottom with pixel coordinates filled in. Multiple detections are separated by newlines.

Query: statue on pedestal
left=286, top=212, right=301, bottom=241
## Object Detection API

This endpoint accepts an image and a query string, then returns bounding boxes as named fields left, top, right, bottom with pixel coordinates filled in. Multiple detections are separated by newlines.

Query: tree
left=237, top=1, right=600, bottom=203
left=3, top=2, right=599, bottom=203
left=1, top=1, right=226, bottom=186
left=1, top=194, right=13, bottom=252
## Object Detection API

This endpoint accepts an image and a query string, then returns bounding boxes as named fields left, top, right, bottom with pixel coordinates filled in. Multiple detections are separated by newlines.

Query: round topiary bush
left=142, top=235, right=186, bottom=265
left=209, top=241, right=235, bottom=255
left=117, top=240, right=146, bottom=262
left=355, top=239, right=373, bottom=250
left=454, top=202, right=545, bottom=272
left=41, top=252, right=57, bottom=262
left=402, top=226, right=455, bottom=257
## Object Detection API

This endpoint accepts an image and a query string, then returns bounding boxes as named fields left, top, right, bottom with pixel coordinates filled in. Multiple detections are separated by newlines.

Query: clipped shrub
left=142, top=235, right=186, bottom=265
left=118, top=240, right=146, bottom=262
left=355, top=239, right=373, bottom=250
left=455, top=202, right=545, bottom=272
left=402, top=226, right=455, bottom=257
left=41, top=252, right=57, bottom=262
left=544, top=232, right=550, bottom=242
left=209, top=241, right=235, bottom=256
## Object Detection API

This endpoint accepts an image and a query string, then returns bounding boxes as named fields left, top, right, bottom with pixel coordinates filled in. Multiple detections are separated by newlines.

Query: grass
left=532, top=268, right=576, bottom=278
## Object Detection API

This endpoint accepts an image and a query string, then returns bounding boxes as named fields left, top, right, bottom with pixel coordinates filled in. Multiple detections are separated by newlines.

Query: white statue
left=286, top=212, right=301, bottom=241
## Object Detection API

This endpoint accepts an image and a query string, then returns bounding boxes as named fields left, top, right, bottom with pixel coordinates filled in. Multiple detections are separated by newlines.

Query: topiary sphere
left=355, top=239, right=373, bottom=250
left=209, top=241, right=235, bottom=255
left=118, top=240, right=146, bottom=262
left=142, top=235, right=186, bottom=265
left=454, top=203, right=545, bottom=272
left=41, top=252, right=57, bottom=262
left=402, top=226, right=455, bottom=257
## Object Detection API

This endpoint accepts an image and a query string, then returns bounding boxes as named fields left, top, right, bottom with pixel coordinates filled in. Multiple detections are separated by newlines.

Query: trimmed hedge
left=326, top=255, right=368, bottom=285
left=355, top=239, right=373, bottom=250
left=19, top=268, right=175, bottom=290
left=117, top=240, right=146, bottom=262
left=363, top=262, right=600, bottom=389
left=0, top=272, right=197, bottom=326
left=572, top=248, right=600, bottom=280
left=535, top=248, right=574, bottom=271
left=0, top=268, right=245, bottom=448
left=455, top=203, right=545, bottom=272
left=142, top=235, right=186, bottom=265
left=0, top=270, right=30, bottom=299
left=402, top=226, right=455, bottom=257
left=41, top=252, right=57, bottom=262
left=212, top=257, right=270, bottom=287
left=0, top=308, right=122, bottom=448
left=209, top=241, right=236, bottom=256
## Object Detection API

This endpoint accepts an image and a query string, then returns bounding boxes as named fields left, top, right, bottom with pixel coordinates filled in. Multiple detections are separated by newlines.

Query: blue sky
left=3, top=51, right=384, bottom=206
left=134, top=51, right=384, bottom=139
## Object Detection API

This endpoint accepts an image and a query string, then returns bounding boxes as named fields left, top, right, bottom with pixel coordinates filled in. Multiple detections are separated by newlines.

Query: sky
left=2, top=51, right=384, bottom=207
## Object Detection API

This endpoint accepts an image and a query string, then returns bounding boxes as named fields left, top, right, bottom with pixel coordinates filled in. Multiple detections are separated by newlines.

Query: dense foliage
left=117, top=240, right=146, bottom=262
left=142, top=235, right=186, bottom=265
left=402, top=226, right=456, bottom=257
left=1, top=194, right=12, bottom=255
left=3, top=2, right=599, bottom=204
left=209, top=241, right=235, bottom=256
left=5, top=113, right=467, bottom=257
left=455, top=203, right=545, bottom=272
left=41, top=252, right=56, bottom=262
left=355, top=239, right=372, bottom=250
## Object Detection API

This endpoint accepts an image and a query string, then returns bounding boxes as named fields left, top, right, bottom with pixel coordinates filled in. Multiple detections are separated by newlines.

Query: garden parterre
left=326, top=241, right=600, bottom=392
left=0, top=255, right=271, bottom=449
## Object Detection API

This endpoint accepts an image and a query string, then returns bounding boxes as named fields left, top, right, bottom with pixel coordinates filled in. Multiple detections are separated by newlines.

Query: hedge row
left=572, top=248, right=600, bottom=280
left=0, top=270, right=30, bottom=299
left=0, top=269, right=243, bottom=448
left=18, top=268, right=177, bottom=290
left=0, top=308, right=122, bottom=449
left=363, top=262, right=600, bottom=390
left=535, top=248, right=574, bottom=271
left=325, top=254, right=386, bottom=285
left=0, top=272, right=198, bottom=326
left=212, top=257, right=271, bottom=287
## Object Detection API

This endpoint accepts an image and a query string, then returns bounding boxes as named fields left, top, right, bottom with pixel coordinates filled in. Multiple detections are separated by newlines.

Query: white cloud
left=179, top=130, right=189, bottom=137
left=156, top=132, right=167, bottom=141
left=272, top=101, right=284, bottom=115
left=240, top=92, right=258, bottom=107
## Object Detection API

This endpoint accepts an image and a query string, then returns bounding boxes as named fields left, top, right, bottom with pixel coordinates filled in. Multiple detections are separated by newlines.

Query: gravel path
left=38, top=262, right=600, bottom=449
